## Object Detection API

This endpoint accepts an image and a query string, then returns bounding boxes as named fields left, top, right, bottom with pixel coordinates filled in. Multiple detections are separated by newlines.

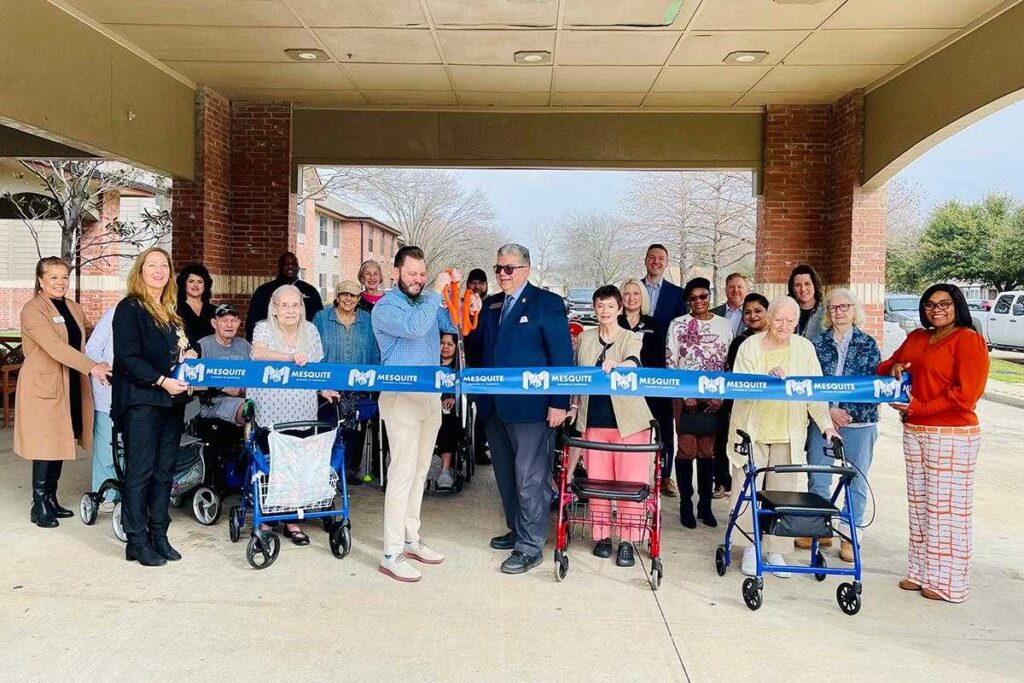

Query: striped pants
left=903, top=424, right=981, bottom=603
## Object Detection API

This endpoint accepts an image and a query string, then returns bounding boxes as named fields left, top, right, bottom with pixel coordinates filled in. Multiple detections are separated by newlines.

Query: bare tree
left=884, top=177, right=928, bottom=292
left=526, top=218, right=564, bottom=289
left=621, top=171, right=700, bottom=280
left=296, top=166, right=388, bottom=209
left=551, top=210, right=635, bottom=288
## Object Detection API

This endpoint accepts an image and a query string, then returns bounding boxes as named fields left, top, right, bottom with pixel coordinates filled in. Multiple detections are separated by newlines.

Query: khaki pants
left=728, top=442, right=798, bottom=555
left=379, top=392, right=442, bottom=557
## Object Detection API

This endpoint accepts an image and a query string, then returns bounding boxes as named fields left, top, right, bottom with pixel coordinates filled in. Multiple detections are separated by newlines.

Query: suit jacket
left=471, top=282, right=574, bottom=424
left=648, top=279, right=687, bottom=358
left=712, top=302, right=747, bottom=336
left=111, top=297, right=188, bottom=422
left=14, top=294, right=96, bottom=461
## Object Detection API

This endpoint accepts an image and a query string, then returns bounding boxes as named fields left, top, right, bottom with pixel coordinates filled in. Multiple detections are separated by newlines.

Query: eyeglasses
left=493, top=264, right=528, bottom=276
left=923, top=299, right=954, bottom=312
left=686, top=293, right=710, bottom=302
left=826, top=304, right=851, bottom=313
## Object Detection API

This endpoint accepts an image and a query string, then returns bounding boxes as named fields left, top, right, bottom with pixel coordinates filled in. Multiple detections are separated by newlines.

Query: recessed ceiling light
left=514, top=50, right=552, bottom=65
left=724, top=51, right=769, bottom=65
left=285, top=48, right=329, bottom=62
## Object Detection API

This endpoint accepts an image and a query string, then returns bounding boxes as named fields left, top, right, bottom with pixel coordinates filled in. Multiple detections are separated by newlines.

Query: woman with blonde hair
left=16, top=256, right=111, bottom=528
left=357, top=259, right=386, bottom=312
left=728, top=295, right=839, bottom=577
left=112, top=247, right=192, bottom=566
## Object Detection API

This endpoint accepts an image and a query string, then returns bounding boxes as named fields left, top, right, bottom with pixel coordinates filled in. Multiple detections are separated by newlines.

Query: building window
left=368, top=230, right=374, bottom=254
left=332, top=219, right=340, bottom=249
left=319, top=215, right=329, bottom=247
left=319, top=273, right=329, bottom=303
left=297, top=231, right=305, bottom=245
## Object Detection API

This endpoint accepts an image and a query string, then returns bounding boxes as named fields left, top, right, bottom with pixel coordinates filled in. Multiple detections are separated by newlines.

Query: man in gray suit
left=711, top=273, right=748, bottom=336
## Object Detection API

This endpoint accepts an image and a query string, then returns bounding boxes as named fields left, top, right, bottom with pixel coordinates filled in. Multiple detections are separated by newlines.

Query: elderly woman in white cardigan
left=569, top=285, right=653, bottom=569
left=727, top=296, right=839, bottom=578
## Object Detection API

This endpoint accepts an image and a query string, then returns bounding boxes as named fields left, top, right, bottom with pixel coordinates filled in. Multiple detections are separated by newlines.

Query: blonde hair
left=358, top=259, right=383, bottom=286
left=126, top=247, right=181, bottom=328
left=34, top=256, right=69, bottom=294
left=266, top=285, right=311, bottom=353
left=620, top=277, right=651, bottom=316
left=822, top=288, right=866, bottom=329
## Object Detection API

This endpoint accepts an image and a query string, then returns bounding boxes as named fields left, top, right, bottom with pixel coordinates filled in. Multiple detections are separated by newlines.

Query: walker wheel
left=192, top=487, right=222, bottom=526
left=228, top=506, right=242, bottom=543
left=329, top=523, right=352, bottom=559
left=649, top=559, right=663, bottom=591
left=169, top=494, right=185, bottom=509
left=714, top=545, right=727, bottom=577
left=79, top=493, right=98, bottom=526
left=742, top=578, right=763, bottom=611
left=247, top=532, right=280, bottom=570
left=836, top=582, right=861, bottom=615
left=111, top=501, right=127, bottom=543
left=554, top=550, right=568, bottom=582
left=813, top=550, right=828, bottom=582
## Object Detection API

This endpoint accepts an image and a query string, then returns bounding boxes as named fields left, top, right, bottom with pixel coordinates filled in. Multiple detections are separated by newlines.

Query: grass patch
left=989, top=359, right=1024, bottom=384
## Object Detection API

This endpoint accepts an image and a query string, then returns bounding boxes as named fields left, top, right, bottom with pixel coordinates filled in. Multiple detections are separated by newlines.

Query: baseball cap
left=335, top=279, right=362, bottom=296
left=213, top=303, right=239, bottom=317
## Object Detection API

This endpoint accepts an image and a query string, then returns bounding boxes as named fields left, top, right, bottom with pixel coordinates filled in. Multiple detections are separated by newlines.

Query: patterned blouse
left=248, top=320, right=324, bottom=427
left=665, top=314, right=734, bottom=373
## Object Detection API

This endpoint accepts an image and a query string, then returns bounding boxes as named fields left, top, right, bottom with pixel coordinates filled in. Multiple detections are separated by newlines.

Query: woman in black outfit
left=176, top=263, right=216, bottom=347
left=112, top=247, right=193, bottom=567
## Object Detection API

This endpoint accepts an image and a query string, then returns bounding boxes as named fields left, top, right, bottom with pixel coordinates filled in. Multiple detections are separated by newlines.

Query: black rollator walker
left=715, top=429, right=864, bottom=615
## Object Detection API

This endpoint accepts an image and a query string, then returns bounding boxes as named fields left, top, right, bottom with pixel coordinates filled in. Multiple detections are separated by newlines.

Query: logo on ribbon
left=181, top=363, right=205, bottom=383
left=785, top=379, right=814, bottom=397
left=609, top=370, right=638, bottom=392
left=523, top=371, right=550, bottom=390
left=348, top=368, right=377, bottom=388
left=697, top=375, right=726, bottom=395
left=262, top=366, right=290, bottom=385
left=873, top=378, right=901, bottom=399
left=435, top=370, right=456, bottom=390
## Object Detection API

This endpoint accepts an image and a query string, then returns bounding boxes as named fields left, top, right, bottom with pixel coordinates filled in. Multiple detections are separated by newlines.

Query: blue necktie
left=499, top=296, right=514, bottom=324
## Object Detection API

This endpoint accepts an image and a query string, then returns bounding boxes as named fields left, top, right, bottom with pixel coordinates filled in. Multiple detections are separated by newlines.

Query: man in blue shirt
left=371, top=246, right=477, bottom=583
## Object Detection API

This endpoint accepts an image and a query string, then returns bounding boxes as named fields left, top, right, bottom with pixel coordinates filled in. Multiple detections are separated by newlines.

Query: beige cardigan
left=726, top=331, right=832, bottom=468
left=574, top=326, right=653, bottom=439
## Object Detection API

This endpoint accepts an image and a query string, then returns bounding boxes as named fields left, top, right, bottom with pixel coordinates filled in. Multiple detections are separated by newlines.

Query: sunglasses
left=494, top=264, right=529, bottom=276
left=687, top=293, right=710, bottom=302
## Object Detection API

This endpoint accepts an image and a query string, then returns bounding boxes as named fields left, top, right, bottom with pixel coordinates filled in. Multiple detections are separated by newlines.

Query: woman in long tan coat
left=15, top=257, right=111, bottom=528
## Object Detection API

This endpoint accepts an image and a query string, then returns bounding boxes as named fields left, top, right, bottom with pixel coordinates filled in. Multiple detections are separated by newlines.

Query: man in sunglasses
left=468, top=243, right=573, bottom=575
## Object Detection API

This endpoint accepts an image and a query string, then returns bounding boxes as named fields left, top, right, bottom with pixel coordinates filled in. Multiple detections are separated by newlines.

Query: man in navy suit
left=469, top=243, right=573, bottom=575
left=642, top=243, right=687, bottom=497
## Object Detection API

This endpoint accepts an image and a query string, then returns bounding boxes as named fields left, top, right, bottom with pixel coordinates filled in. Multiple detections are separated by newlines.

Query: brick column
left=756, top=91, right=887, bottom=339
left=171, top=91, right=295, bottom=319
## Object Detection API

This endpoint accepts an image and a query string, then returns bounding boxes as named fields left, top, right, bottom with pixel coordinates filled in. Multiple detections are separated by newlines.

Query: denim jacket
left=812, top=326, right=880, bottom=424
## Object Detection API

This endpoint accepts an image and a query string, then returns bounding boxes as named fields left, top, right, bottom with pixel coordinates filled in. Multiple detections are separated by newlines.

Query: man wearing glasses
left=468, top=243, right=573, bottom=575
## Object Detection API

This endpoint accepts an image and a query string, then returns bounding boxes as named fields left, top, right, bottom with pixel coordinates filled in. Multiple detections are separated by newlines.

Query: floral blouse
left=665, top=314, right=733, bottom=372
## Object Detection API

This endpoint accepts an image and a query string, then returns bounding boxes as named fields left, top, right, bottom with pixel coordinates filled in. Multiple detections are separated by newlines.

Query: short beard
left=398, top=278, right=421, bottom=299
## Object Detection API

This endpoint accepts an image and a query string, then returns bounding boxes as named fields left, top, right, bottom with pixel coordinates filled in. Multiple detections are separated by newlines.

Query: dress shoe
left=500, top=550, right=542, bottom=574
left=697, top=504, right=717, bottom=528
left=921, top=588, right=945, bottom=601
left=592, top=538, right=612, bottom=558
left=615, top=542, right=635, bottom=567
left=151, top=536, right=182, bottom=562
left=899, top=579, right=922, bottom=592
left=661, top=479, right=679, bottom=497
left=839, top=540, right=855, bottom=563
left=712, top=485, right=728, bottom=499
left=490, top=531, right=516, bottom=550
left=126, top=544, right=167, bottom=567
left=679, top=502, right=697, bottom=529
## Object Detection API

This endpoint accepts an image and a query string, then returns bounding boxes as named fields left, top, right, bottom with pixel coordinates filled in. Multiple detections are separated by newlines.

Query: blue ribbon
left=176, top=359, right=908, bottom=403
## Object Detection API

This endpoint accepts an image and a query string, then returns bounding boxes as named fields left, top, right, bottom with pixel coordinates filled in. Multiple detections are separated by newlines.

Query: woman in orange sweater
left=878, top=284, right=988, bottom=603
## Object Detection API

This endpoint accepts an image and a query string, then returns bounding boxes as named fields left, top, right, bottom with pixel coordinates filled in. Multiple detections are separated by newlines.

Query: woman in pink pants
left=571, top=285, right=654, bottom=568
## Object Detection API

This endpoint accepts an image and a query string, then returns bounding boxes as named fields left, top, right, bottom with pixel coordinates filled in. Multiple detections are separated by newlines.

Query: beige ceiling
left=58, top=0, right=1018, bottom=110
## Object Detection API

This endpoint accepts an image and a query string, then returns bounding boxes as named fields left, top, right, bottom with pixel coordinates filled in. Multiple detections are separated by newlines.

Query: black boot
left=696, top=458, right=717, bottom=528
left=43, top=460, right=73, bottom=518
left=126, top=543, right=167, bottom=567
left=677, top=459, right=697, bottom=529
left=30, top=461, right=58, bottom=528
left=150, top=535, right=182, bottom=562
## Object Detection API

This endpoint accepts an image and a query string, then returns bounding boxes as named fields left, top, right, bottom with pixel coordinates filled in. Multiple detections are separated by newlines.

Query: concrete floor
left=2, top=403, right=1023, bottom=682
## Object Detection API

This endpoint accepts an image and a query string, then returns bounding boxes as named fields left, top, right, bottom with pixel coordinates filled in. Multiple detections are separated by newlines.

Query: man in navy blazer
left=469, top=243, right=573, bottom=575
left=642, top=243, right=687, bottom=497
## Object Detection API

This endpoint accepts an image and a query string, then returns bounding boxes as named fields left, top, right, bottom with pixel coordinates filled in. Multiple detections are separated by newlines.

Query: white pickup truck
left=972, top=291, right=1024, bottom=351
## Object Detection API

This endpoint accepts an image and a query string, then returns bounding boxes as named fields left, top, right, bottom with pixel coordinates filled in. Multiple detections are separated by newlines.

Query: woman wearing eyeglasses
left=878, top=284, right=988, bottom=603
left=801, top=289, right=880, bottom=562
left=665, top=277, right=733, bottom=529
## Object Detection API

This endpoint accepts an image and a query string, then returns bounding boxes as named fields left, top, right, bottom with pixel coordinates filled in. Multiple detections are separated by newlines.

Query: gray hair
left=267, top=285, right=311, bottom=354
left=497, top=243, right=530, bottom=266
left=822, top=288, right=866, bottom=329
left=766, top=295, right=800, bottom=333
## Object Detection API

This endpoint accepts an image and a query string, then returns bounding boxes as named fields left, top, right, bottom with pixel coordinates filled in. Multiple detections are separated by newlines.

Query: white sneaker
left=405, top=539, right=444, bottom=565
left=437, top=469, right=455, bottom=489
left=767, top=553, right=792, bottom=578
left=379, top=554, right=422, bottom=582
left=741, top=546, right=758, bottom=576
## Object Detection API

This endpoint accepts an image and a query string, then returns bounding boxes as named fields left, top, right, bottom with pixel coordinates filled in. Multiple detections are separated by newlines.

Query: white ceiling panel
left=427, top=0, right=558, bottom=27
left=694, top=0, right=846, bottom=31
left=823, top=0, right=1008, bottom=30
left=736, top=90, right=845, bottom=106
left=450, top=66, right=553, bottom=92
left=643, top=92, right=744, bottom=106
left=550, top=92, right=646, bottom=106
left=557, top=30, right=680, bottom=65
left=669, top=30, right=809, bottom=66
left=110, top=25, right=311, bottom=62
left=652, top=65, right=772, bottom=92
left=458, top=92, right=552, bottom=106
left=553, top=66, right=661, bottom=92
left=164, top=62, right=356, bottom=89
left=751, top=64, right=897, bottom=92
left=362, top=91, right=458, bottom=105
left=290, top=0, right=426, bottom=28
left=786, top=28, right=955, bottom=65
left=217, top=88, right=368, bottom=106
left=316, top=28, right=441, bottom=64
left=563, top=0, right=700, bottom=28
left=342, top=64, right=452, bottom=90
left=438, top=30, right=555, bottom=65
left=64, top=0, right=299, bottom=26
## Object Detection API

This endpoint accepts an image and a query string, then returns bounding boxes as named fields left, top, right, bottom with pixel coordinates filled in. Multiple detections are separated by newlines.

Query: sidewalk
left=1, top=404, right=1022, bottom=682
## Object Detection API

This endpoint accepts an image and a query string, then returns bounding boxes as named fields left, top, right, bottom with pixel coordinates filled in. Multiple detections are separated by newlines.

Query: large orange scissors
left=442, top=268, right=479, bottom=336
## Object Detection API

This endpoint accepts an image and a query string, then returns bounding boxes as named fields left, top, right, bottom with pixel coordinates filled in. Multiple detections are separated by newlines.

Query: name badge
left=52, top=315, right=65, bottom=324
left=519, top=316, right=529, bottom=323
left=489, top=302, right=503, bottom=310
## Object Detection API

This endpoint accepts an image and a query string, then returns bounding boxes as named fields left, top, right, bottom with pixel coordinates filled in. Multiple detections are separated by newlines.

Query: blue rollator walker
left=228, top=402, right=352, bottom=569
left=715, top=429, right=863, bottom=615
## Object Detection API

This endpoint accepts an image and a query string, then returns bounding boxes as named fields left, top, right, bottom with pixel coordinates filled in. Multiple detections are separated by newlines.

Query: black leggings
left=121, top=403, right=185, bottom=546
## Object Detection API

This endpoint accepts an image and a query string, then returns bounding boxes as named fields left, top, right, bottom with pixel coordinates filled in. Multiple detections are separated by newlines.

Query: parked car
left=884, top=294, right=922, bottom=332
left=972, top=291, right=1024, bottom=351
left=564, top=287, right=597, bottom=325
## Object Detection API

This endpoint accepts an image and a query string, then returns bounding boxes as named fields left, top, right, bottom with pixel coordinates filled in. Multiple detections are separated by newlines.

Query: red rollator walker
left=553, top=420, right=664, bottom=590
